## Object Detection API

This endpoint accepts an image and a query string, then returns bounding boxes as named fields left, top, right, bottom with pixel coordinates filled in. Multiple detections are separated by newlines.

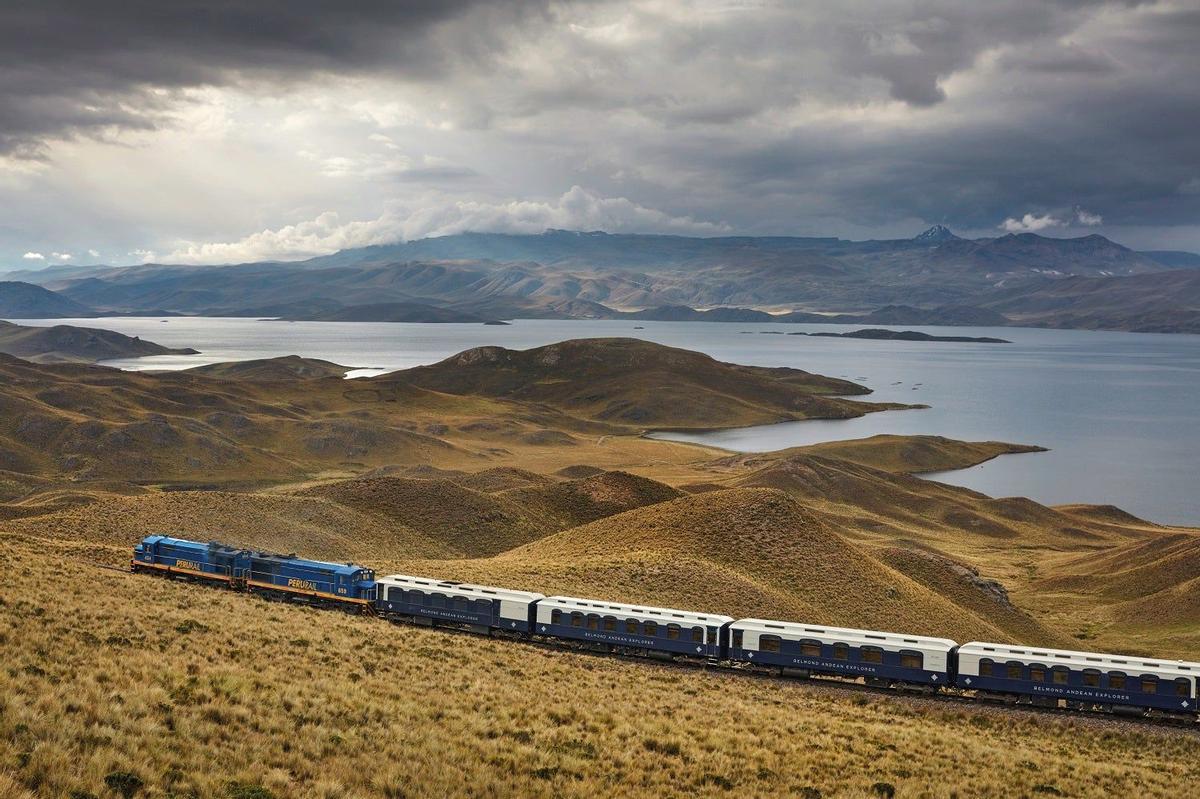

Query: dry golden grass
left=3, top=535, right=1198, bottom=799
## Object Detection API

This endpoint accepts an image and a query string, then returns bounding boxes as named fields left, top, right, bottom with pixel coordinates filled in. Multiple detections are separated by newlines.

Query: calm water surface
left=11, top=316, right=1200, bottom=525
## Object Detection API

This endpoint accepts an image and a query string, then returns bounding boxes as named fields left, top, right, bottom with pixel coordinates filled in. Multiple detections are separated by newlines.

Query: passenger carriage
left=375, top=574, right=544, bottom=633
left=535, top=596, right=732, bottom=659
left=726, top=619, right=956, bottom=687
left=956, top=642, right=1200, bottom=715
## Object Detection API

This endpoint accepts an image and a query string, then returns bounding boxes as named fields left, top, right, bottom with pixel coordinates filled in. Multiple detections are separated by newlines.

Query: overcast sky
left=2, top=0, right=1198, bottom=268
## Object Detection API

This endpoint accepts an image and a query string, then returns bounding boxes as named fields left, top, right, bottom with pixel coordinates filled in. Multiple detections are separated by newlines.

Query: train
left=132, top=535, right=1200, bottom=721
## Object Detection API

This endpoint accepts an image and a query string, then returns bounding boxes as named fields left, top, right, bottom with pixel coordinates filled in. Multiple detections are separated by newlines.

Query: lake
left=11, top=316, right=1200, bottom=526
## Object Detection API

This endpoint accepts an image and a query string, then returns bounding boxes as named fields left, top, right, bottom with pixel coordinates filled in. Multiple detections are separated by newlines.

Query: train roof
left=377, top=574, right=544, bottom=603
left=143, top=536, right=371, bottom=577
left=539, top=595, right=734, bottom=625
left=731, top=618, right=958, bottom=651
left=958, top=641, right=1200, bottom=677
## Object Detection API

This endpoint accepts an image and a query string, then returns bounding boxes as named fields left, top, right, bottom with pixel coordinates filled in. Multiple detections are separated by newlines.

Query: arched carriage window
left=901, top=651, right=924, bottom=670
left=978, top=659, right=994, bottom=677
left=860, top=646, right=883, bottom=664
left=666, top=624, right=681, bottom=640
left=570, top=612, right=584, bottom=627
left=691, top=626, right=704, bottom=643
left=603, top=616, right=617, bottom=631
left=408, top=589, right=424, bottom=605
left=1140, top=676, right=1158, bottom=694
left=643, top=621, right=658, bottom=637
left=1052, top=667, right=1069, bottom=685
left=551, top=609, right=562, bottom=625
left=1175, top=678, right=1191, bottom=697
left=1030, top=665, right=1046, bottom=683
left=800, top=640, right=822, bottom=657
left=833, top=643, right=849, bottom=661
left=760, top=635, right=782, bottom=653
left=1082, top=669, right=1101, bottom=687
left=586, top=614, right=600, bottom=630
left=1006, top=662, right=1023, bottom=680
left=626, top=618, right=639, bottom=634
left=732, top=630, right=744, bottom=649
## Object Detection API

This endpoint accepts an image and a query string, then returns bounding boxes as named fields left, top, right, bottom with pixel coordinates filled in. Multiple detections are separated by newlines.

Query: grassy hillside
left=2, top=535, right=1197, bottom=799
left=0, top=323, right=195, bottom=364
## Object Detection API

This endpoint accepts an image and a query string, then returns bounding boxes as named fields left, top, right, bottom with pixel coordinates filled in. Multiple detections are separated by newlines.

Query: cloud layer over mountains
left=2, top=1, right=1198, bottom=265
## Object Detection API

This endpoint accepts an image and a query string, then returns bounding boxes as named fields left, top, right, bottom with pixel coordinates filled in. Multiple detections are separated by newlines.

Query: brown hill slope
left=184, top=355, right=353, bottom=380
left=408, top=488, right=1058, bottom=644
left=0, top=322, right=196, bottom=363
left=498, top=470, right=682, bottom=531
left=387, top=338, right=913, bottom=429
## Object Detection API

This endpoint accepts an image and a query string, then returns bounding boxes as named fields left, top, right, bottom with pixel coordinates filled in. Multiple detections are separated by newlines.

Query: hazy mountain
left=0, top=281, right=95, bottom=318
left=20, top=228, right=1196, bottom=331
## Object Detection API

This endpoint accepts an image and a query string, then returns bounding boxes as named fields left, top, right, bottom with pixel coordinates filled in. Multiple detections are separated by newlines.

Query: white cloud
left=1075, top=208, right=1102, bottom=226
left=1000, top=213, right=1065, bottom=233
left=88, top=248, right=100, bottom=257
left=51, top=251, right=72, bottom=260
left=164, top=186, right=730, bottom=264
left=129, top=249, right=156, bottom=262
left=22, top=251, right=44, bottom=260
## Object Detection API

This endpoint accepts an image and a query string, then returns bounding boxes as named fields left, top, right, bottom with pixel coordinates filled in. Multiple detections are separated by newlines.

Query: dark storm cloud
left=0, top=0, right=547, bottom=155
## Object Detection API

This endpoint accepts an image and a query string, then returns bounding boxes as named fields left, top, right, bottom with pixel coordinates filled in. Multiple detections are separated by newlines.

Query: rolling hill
left=0, top=320, right=197, bottom=363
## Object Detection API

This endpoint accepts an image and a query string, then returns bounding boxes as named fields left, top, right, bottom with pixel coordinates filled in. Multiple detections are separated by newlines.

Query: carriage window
left=1030, top=666, right=1045, bottom=683
left=570, top=612, right=584, bottom=627
left=603, top=616, right=616, bottom=632
left=800, top=640, right=822, bottom=657
left=475, top=598, right=491, bottom=612
left=1007, top=662, right=1022, bottom=679
left=626, top=618, right=639, bottom=634
left=1108, top=672, right=1126, bottom=690
left=979, top=659, right=993, bottom=677
left=692, top=626, right=704, bottom=643
left=732, top=630, right=743, bottom=649
left=901, top=652, right=924, bottom=670
left=760, top=635, right=782, bottom=653
left=706, top=628, right=717, bottom=645
left=1141, top=677, right=1158, bottom=694
left=1176, top=679, right=1191, bottom=697
left=1082, top=670, right=1101, bottom=687
left=666, top=624, right=681, bottom=640
left=551, top=609, right=562, bottom=625
left=408, top=589, right=424, bottom=604
left=388, top=587, right=403, bottom=602
left=861, top=647, right=883, bottom=664
left=833, top=643, right=849, bottom=660
left=586, top=614, right=599, bottom=630
left=643, top=621, right=657, bottom=637
left=1053, top=668, right=1069, bottom=685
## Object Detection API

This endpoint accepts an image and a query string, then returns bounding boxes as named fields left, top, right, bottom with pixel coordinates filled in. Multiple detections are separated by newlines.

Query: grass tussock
left=2, top=535, right=1198, bottom=799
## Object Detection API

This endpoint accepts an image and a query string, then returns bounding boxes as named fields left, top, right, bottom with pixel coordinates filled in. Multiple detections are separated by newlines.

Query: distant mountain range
left=3, top=227, right=1198, bottom=333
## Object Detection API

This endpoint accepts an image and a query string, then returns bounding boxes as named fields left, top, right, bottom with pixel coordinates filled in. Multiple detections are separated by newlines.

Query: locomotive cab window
left=760, top=635, right=782, bottom=653
left=901, top=652, right=923, bottom=670
left=861, top=646, right=883, bottom=664
left=800, top=640, right=822, bottom=657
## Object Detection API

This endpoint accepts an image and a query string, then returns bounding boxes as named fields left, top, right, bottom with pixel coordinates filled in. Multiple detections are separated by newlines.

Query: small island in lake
left=791, top=328, right=1011, bottom=343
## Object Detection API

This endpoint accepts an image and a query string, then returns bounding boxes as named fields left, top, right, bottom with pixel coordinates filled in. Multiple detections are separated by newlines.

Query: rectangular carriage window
left=705, top=628, right=716, bottom=645
left=644, top=621, right=657, bottom=637
left=1030, top=666, right=1045, bottom=683
left=1109, top=673, right=1125, bottom=690
left=901, top=652, right=924, bottom=670
left=570, top=612, right=584, bottom=627
left=666, top=624, right=681, bottom=640
left=551, top=609, right=562, bottom=625
left=760, top=635, right=782, bottom=653
left=1176, top=679, right=1191, bottom=697
left=732, top=630, right=743, bottom=649
left=603, top=617, right=616, bottom=632
left=1006, top=663, right=1022, bottom=680
left=586, top=615, right=599, bottom=630
left=408, top=590, right=425, bottom=604
left=692, top=627, right=704, bottom=643
left=1082, top=671, right=1100, bottom=687
left=1053, top=668, right=1069, bottom=685
left=833, top=644, right=849, bottom=661
left=800, top=641, right=822, bottom=657
left=626, top=619, right=639, bottom=634
left=1141, top=677, right=1157, bottom=694
left=979, top=659, right=993, bottom=677
left=860, top=647, right=883, bottom=664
